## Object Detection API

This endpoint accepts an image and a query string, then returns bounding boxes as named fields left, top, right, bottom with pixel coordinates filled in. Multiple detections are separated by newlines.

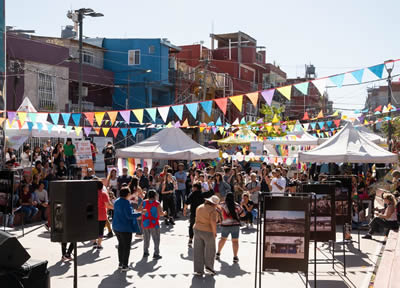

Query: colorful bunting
left=181, top=119, right=189, bottom=128
left=312, top=78, right=326, bottom=96
left=130, top=128, right=137, bottom=137
left=215, top=117, right=222, bottom=126
left=50, top=113, right=59, bottom=125
left=200, top=101, right=213, bottom=117
left=329, top=74, right=345, bottom=88
left=302, top=112, right=309, bottom=120
left=95, top=112, right=105, bottom=126
left=119, top=110, right=131, bottom=124
left=214, top=98, right=227, bottom=115
left=102, top=127, right=110, bottom=136
left=84, top=127, right=92, bottom=136
left=84, top=112, right=94, bottom=126
left=121, top=128, right=128, bottom=137
left=246, top=92, right=259, bottom=107
left=185, top=103, right=198, bottom=119
left=294, top=82, right=309, bottom=95
left=132, top=109, right=144, bottom=123
left=111, top=127, right=120, bottom=138
left=261, top=89, right=275, bottom=106
left=272, top=114, right=279, bottom=123
left=171, top=105, right=184, bottom=120
left=351, top=69, right=364, bottom=83
left=28, top=112, right=37, bottom=123
left=93, top=127, right=101, bottom=135
left=27, top=122, right=34, bottom=131
left=74, top=126, right=82, bottom=136
left=277, top=85, right=291, bottom=100
left=61, top=113, right=71, bottom=126
left=107, top=111, right=118, bottom=125
left=230, top=95, right=243, bottom=112
left=158, top=106, right=170, bottom=123
left=37, top=122, right=43, bottom=132
left=145, top=108, right=157, bottom=122
left=368, top=64, right=384, bottom=79
left=17, top=112, right=27, bottom=125
left=71, top=113, right=81, bottom=126
left=317, top=110, right=324, bottom=119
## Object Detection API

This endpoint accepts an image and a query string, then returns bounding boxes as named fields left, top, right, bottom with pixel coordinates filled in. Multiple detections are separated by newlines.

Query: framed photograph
left=310, top=194, right=331, bottom=215
left=335, top=201, right=349, bottom=216
left=310, top=216, right=331, bottom=232
left=265, top=236, right=305, bottom=259
left=265, top=210, right=305, bottom=234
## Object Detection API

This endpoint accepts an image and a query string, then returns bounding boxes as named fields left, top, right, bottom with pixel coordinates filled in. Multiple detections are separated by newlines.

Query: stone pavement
left=7, top=218, right=385, bottom=288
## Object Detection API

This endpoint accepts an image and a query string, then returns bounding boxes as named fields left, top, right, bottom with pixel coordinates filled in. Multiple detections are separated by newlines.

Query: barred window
left=38, top=73, right=56, bottom=111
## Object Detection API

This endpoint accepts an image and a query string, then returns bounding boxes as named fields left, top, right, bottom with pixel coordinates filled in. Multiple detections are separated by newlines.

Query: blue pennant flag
left=207, top=122, right=215, bottom=126
left=240, top=118, right=246, bottom=125
left=146, top=108, right=157, bottom=122
left=368, top=64, right=384, bottom=79
left=50, top=113, right=59, bottom=125
left=318, top=121, right=325, bottom=129
left=27, top=122, right=34, bottom=131
left=72, top=114, right=81, bottom=126
left=215, top=117, right=222, bottom=126
left=47, top=124, right=54, bottom=133
left=294, top=82, right=309, bottom=95
left=362, top=108, right=369, bottom=113
left=185, top=103, right=198, bottom=119
left=310, top=122, right=317, bottom=130
left=329, top=74, right=345, bottom=88
left=28, top=113, right=37, bottom=123
left=330, top=128, right=335, bottom=132
left=61, top=113, right=71, bottom=126
left=172, top=105, right=184, bottom=120
left=37, top=122, right=43, bottom=132
left=200, top=101, right=213, bottom=117
left=351, top=69, right=364, bottom=83
left=121, top=128, right=128, bottom=137
left=326, top=121, right=332, bottom=127
left=130, top=128, right=137, bottom=137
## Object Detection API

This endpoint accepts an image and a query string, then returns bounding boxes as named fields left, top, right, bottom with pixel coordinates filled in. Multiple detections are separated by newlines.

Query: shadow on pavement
left=309, top=280, right=349, bottom=288
left=190, top=275, right=216, bottom=288
left=98, top=269, right=134, bottom=288
left=132, top=257, right=162, bottom=277
left=48, top=259, right=72, bottom=277
left=180, top=247, right=193, bottom=261
left=240, top=227, right=257, bottom=235
left=78, top=248, right=111, bottom=266
left=218, top=260, right=248, bottom=278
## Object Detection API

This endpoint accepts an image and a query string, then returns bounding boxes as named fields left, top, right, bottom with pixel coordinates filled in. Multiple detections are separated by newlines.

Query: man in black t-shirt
left=56, top=161, right=68, bottom=179
left=117, top=167, right=133, bottom=190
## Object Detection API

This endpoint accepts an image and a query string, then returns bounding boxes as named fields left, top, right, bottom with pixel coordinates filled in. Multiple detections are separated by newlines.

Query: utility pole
left=126, top=74, right=129, bottom=147
left=385, top=61, right=394, bottom=151
left=78, top=12, right=83, bottom=113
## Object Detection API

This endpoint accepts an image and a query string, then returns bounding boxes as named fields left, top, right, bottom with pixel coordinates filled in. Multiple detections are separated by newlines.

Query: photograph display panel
left=263, top=195, right=310, bottom=273
left=328, top=177, right=353, bottom=224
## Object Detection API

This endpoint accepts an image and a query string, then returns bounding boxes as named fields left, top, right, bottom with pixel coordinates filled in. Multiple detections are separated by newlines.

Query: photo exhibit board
left=327, top=176, right=352, bottom=225
left=263, top=195, right=310, bottom=273
left=301, top=183, right=336, bottom=242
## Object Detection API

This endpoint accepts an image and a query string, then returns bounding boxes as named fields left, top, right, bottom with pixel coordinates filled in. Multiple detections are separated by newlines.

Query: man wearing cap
left=193, top=195, right=220, bottom=276
left=174, top=163, right=187, bottom=215
left=118, top=167, right=133, bottom=190
left=83, top=168, right=95, bottom=180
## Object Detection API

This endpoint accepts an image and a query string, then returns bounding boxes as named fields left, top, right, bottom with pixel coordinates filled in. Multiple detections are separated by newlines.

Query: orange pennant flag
left=214, top=98, right=228, bottom=115
left=317, top=110, right=324, bottom=119
left=93, top=127, right=101, bottom=135
left=246, top=92, right=259, bottom=107
left=107, top=111, right=118, bottom=126
left=84, top=112, right=95, bottom=126
left=181, top=119, right=189, bottom=128
left=302, top=112, right=309, bottom=120
left=111, top=127, right=120, bottom=138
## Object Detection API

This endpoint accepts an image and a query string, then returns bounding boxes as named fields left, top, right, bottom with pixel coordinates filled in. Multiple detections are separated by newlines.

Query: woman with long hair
left=233, top=172, right=245, bottom=202
left=216, top=192, right=245, bottom=263
left=107, top=168, right=118, bottom=197
left=213, top=172, right=231, bottom=200
left=52, top=143, right=65, bottom=169
left=161, top=173, right=176, bottom=225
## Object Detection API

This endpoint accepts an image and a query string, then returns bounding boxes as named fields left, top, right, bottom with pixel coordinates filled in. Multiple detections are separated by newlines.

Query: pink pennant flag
left=119, top=110, right=131, bottom=123
left=84, top=127, right=92, bottom=136
left=174, top=121, right=181, bottom=128
left=261, top=89, right=275, bottom=106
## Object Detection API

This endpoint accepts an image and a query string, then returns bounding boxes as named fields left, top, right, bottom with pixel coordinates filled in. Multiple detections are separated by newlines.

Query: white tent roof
left=263, top=130, right=321, bottom=146
left=6, top=98, right=82, bottom=139
left=116, top=128, right=220, bottom=160
left=298, top=122, right=397, bottom=164
left=356, top=125, right=386, bottom=144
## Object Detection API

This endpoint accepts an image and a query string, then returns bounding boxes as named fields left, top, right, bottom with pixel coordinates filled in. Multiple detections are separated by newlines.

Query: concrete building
left=364, top=82, right=400, bottom=111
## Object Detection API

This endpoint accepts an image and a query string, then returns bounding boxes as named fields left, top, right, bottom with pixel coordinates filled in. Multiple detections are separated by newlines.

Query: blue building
left=97, top=38, right=180, bottom=112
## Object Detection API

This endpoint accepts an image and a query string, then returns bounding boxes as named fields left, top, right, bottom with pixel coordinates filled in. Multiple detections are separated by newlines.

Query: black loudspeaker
left=0, top=170, right=16, bottom=214
left=0, top=231, right=31, bottom=269
left=0, top=259, right=49, bottom=288
left=50, top=180, right=98, bottom=243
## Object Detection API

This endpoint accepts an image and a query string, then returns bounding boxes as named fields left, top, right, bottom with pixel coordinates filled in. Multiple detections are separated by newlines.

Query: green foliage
left=258, top=104, right=288, bottom=137
left=382, top=118, right=400, bottom=138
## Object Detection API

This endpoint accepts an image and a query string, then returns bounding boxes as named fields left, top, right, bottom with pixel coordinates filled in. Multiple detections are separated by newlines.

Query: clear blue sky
left=6, top=0, right=400, bottom=113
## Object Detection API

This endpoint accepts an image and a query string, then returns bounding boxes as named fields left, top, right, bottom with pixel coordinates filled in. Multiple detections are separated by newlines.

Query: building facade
left=365, top=83, right=400, bottom=111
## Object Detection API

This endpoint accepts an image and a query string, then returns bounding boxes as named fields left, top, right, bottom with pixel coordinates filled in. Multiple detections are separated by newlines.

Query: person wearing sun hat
left=193, top=195, right=220, bottom=276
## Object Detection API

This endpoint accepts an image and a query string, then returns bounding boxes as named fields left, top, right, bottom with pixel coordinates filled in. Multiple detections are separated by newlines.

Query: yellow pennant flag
left=316, top=129, right=320, bottom=134
left=246, top=92, right=259, bottom=107
left=107, top=111, right=118, bottom=126
left=332, top=110, right=339, bottom=117
left=364, top=119, right=368, bottom=125
left=95, top=112, right=105, bottom=126
left=288, top=124, right=294, bottom=131
left=341, top=115, right=348, bottom=120
left=17, top=112, right=27, bottom=125
left=181, top=119, right=189, bottom=128
left=166, top=122, right=173, bottom=128
left=230, top=95, right=243, bottom=112
left=199, top=127, right=205, bottom=133
left=277, top=85, right=292, bottom=100
left=219, top=127, right=224, bottom=134
left=102, top=127, right=110, bottom=136
left=74, top=126, right=82, bottom=136
left=266, top=126, right=273, bottom=133
left=272, top=114, right=279, bottom=123
left=317, top=110, right=324, bottom=118
left=8, top=119, right=14, bottom=128
left=132, top=109, right=144, bottom=123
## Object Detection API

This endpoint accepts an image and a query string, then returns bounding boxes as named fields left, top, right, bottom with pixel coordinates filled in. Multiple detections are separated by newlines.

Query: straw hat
left=205, top=195, right=220, bottom=205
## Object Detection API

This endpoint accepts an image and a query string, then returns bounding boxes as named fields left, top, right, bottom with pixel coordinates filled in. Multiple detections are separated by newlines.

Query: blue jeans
left=175, top=189, right=186, bottom=212
left=21, top=206, right=38, bottom=223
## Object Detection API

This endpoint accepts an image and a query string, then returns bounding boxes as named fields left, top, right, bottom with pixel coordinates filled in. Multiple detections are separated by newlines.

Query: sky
left=6, top=0, right=400, bottom=114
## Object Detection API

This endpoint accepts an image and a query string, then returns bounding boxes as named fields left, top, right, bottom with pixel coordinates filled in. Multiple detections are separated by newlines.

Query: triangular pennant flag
left=329, top=74, right=345, bottom=88
left=185, top=103, right=198, bottom=119
left=272, top=114, right=279, bottom=123
left=303, top=123, right=310, bottom=131
left=166, top=122, right=173, bottom=128
left=317, top=110, right=324, bottom=119
left=261, top=89, right=275, bottom=106
left=26, top=113, right=36, bottom=123
left=199, top=127, right=205, bottom=133
left=130, top=128, right=137, bottom=137
left=50, top=113, right=59, bottom=125
left=374, top=105, right=382, bottom=112
left=326, top=121, right=333, bottom=127
left=246, top=92, right=259, bottom=107
left=119, top=110, right=131, bottom=124
left=334, top=119, right=341, bottom=127
left=232, top=118, right=239, bottom=125
left=230, top=95, right=243, bottom=112
left=310, top=123, right=317, bottom=130
left=312, top=78, right=327, bottom=96
left=93, top=127, right=101, bottom=135
left=368, top=64, right=384, bottom=79
left=277, top=85, right=292, bottom=100
left=219, top=127, right=224, bottom=134
left=240, top=118, right=246, bottom=125
left=121, top=128, right=128, bottom=137
left=158, top=107, right=170, bottom=123
left=214, top=98, right=227, bottom=115
left=294, top=82, right=309, bottom=95
left=215, top=117, right=222, bottom=126
left=111, top=127, right=120, bottom=138
left=102, top=127, right=110, bottom=137
left=84, top=127, right=92, bottom=136
left=132, top=109, right=144, bottom=123
left=266, top=126, right=273, bottom=133
left=47, top=124, right=54, bottom=133
left=95, top=112, right=105, bottom=126
left=318, top=121, right=325, bottom=129
left=288, top=124, right=294, bottom=131
left=181, top=119, right=189, bottom=128
left=171, top=105, right=184, bottom=120
left=351, top=69, right=364, bottom=83
left=302, top=112, right=309, bottom=120
left=65, top=126, right=72, bottom=134
left=84, top=112, right=94, bottom=126
left=107, top=111, right=118, bottom=125
left=74, top=126, right=82, bottom=136
left=145, top=108, right=157, bottom=122
left=332, top=110, right=339, bottom=117
left=200, top=101, right=213, bottom=117
left=61, top=113, right=71, bottom=126
left=36, top=122, right=43, bottom=132
left=71, top=114, right=81, bottom=126
left=27, top=122, right=34, bottom=131
left=17, top=112, right=27, bottom=125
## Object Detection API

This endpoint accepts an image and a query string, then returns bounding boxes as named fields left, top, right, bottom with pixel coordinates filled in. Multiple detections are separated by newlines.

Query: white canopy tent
left=263, top=130, right=321, bottom=146
left=356, top=125, right=386, bottom=145
left=116, top=127, right=219, bottom=160
left=6, top=98, right=82, bottom=139
left=298, top=122, right=397, bottom=164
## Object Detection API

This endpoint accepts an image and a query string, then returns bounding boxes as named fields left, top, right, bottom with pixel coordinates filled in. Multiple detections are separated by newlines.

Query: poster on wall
left=263, top=196, right=310, bottom=273
left=301, top=183, right=336, bottom=242
left=250, top=141, right=263, bottom=155
left=93, top=137, right=113, bottom=172
left=75, top=140, right=94, bottom=177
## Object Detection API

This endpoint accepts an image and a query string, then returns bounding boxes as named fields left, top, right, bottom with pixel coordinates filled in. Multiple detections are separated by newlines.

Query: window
left=83, top=50, right=94, bottom=65
left=148, top=45, right=155, bottom=54
left=38, top=73, right=56, bottom=111
left=128, top=49, right=140, bottom=65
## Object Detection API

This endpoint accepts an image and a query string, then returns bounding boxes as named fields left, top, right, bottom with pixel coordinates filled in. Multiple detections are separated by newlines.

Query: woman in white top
left=20, top=145, right=31, bottom=168
left=363, top=193, right=399, bottom=240
left=107, top=168, right=119, bottom=197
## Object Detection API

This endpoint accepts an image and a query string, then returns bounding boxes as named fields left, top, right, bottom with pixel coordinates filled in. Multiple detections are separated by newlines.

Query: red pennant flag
left=84, top=112, right=95, bottom=126
left=111, top=127, right=120, bottom=138
left=334, top=119, right=341, bottom=127
left=214, top=98, right=228, bottom=115
left=302, top=112, right=309, bottom=120
left=17, top=120, right=22, bottom=129
left=374, top=105, right=382, bottom=112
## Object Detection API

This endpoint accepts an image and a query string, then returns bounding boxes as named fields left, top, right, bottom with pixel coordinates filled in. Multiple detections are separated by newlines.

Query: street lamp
left=67, top=8, right=104, bottom=113
left=385, top=59, right=394, bottom=151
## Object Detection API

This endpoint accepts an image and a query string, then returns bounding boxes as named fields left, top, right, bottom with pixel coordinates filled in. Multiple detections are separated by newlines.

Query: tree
left=258, top=104, right=289, bottom=137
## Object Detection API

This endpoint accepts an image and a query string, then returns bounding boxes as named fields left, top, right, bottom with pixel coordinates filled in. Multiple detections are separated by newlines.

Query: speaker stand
left=73, top=242, right=77, bottom=288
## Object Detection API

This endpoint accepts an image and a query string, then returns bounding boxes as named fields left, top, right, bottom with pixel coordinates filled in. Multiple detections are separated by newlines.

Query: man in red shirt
left=94, top=179, right=113, bottom=250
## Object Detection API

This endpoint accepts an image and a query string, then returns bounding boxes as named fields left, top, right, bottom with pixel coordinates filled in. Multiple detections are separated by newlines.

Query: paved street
left=6, top=218, right=383, bottom=288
